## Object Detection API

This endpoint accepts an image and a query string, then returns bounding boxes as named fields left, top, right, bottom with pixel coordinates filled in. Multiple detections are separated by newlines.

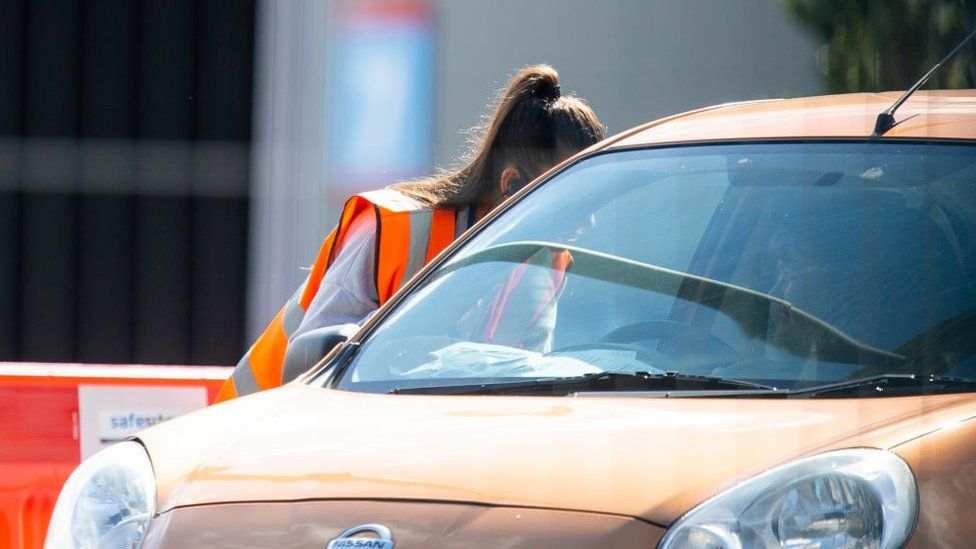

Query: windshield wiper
left=389, top=372, right=976, bottom=398
left=388, top=370, right=778, bottom=396
left=785, top=374, right=976, bottom=398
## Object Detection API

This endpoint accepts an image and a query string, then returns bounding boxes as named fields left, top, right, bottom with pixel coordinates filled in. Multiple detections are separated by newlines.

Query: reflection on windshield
left=333, top=143, right=976, bottom=396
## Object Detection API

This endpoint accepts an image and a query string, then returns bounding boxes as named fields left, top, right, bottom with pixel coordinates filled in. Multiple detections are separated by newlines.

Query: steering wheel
left=598, top=320, right=741, bottom=363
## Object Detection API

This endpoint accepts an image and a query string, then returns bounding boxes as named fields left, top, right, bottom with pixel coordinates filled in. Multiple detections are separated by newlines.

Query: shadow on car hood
left=138, top=384, right=976, bottom=526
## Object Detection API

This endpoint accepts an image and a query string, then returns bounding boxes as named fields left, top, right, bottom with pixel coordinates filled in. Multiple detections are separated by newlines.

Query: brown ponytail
left=394, top=64, right=604, bottom=208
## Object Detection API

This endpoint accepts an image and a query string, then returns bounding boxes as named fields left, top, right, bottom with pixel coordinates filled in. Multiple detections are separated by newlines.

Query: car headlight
left=659, top=448, right=917, bottom=549
left=45, top=441, right=156, bottom=549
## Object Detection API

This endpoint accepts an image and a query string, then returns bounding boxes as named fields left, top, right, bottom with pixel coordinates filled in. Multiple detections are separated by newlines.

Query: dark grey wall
left=0, top=0, right=255, bottom=365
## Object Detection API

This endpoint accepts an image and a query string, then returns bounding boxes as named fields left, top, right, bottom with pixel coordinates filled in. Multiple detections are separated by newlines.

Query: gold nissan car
left=46, top=90, right=976, bottom=548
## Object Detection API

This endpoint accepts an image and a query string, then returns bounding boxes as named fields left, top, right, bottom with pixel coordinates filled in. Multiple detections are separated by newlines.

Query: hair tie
left=538, top=84, right=561, bottom=103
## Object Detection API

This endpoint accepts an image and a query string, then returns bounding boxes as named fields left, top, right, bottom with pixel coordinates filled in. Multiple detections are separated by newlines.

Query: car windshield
left=333, top=142, right=976, bottom=397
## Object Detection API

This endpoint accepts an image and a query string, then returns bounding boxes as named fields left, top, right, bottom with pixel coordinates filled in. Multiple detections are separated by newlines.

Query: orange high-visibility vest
left=216, top=189, right=458, bottom=402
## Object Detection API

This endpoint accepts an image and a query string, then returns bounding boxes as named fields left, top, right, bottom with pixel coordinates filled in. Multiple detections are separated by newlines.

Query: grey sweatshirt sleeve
left=291, top=212, right=380, bottom=340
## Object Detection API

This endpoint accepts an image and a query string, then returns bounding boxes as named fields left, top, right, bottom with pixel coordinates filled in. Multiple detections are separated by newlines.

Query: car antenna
left=873, top=26, right=976, bottom=136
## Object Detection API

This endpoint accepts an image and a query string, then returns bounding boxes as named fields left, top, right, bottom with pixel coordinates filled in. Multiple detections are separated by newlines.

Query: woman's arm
left=291, top=211, right=379, bottom=339
left=215, top=208, right=381, bottom=402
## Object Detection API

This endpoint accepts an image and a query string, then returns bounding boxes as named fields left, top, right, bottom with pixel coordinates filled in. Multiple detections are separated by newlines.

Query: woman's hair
left=394, top=64, right=605, bottom=208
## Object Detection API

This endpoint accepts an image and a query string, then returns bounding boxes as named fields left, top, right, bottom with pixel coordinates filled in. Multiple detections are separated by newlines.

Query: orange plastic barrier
left=0, top=363, right=231, bottom=549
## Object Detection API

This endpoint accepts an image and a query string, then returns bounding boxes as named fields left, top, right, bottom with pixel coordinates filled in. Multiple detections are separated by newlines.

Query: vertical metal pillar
left=247, top=0, right=334, bottom=340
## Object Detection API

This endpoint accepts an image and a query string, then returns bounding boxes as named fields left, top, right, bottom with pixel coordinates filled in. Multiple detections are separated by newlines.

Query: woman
left=217, top=64, right=604, bottom=401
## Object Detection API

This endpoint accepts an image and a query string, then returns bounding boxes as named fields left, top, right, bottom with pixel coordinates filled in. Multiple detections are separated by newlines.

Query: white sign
left=78, top=385, right=208, bottom=459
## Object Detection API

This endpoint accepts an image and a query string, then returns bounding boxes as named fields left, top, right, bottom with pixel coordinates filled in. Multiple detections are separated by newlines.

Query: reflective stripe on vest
left=215, top=190, right=456, bottom=402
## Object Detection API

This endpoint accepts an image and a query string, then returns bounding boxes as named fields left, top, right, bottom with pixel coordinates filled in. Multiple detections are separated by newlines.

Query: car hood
left=139, top=384, right=976, bottom=526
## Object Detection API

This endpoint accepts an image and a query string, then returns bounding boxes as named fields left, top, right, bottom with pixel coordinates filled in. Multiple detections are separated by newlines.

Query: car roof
left=604, top=90, right=976, bottom=149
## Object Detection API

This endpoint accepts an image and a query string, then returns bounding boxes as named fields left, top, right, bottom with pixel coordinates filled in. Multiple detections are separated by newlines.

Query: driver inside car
left=454, top=247, right=573, bottom=353
left=454, top=209, right=597, bottom=353
left=765, top=227, right=815, bottom=352
left=373, top=211, right=607, bottom=382
left=385, top=214, right=622, bottom=381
